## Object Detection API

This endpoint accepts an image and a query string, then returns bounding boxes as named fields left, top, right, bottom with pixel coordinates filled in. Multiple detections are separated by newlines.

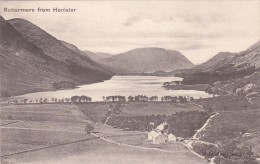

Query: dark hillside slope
left=0, top=17, right=112, bottom=97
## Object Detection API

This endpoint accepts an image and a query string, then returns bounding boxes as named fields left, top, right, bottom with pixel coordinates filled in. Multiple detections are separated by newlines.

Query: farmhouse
left=168, top=133, right=177, bottom=141
left=153, top=134, right=166, bottom=144
left=148, top=122, right=175, bottom=144
left=148, top=130, right=158, bottom=140
left=170, top=81, right=183, bottom=85
left=147, top=130, right=166, bottom=144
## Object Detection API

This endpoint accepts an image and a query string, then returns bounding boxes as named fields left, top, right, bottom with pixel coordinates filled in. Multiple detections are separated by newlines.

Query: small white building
left=156, top=122, right=167, bottom=131
left=147, top=130, right=166, bottom=144
left=153, top=134, right=166, bottom=144
left=167, top=133, right=177, bottom=141
left=148, top=130, right=159, bottom=140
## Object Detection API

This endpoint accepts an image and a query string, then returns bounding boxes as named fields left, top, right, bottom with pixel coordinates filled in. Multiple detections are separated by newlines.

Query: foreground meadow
left=1, top=103, right=207, bottom=164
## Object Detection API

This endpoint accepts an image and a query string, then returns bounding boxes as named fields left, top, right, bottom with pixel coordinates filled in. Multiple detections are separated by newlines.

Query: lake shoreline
left=163, top=84, right=209, bottom=92
left=7, top=75, right=212, bottom=102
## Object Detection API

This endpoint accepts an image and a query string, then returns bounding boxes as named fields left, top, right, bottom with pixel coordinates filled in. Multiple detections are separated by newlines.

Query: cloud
left=177, top=43, right=213, bottom=51
left=1, top=1, right=259, bottom=64
left=123, top=16, right=141, bottom=26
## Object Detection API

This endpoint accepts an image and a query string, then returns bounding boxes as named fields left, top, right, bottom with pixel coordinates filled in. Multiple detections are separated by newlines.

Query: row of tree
left=71, top=95, right=92, bottom=103
left=4, top=95, right=92, bottom=104
left=161, top=96, right=194, bottom=102
left=102, top=96, right=126, bottom=102
left=3, top=95, right=195, bottom=104
left=102, top=95, right=194, bottom=103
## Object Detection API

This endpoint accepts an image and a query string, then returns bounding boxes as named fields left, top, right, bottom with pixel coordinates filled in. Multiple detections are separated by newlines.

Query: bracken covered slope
left=0, top=16, right=113, bottom=97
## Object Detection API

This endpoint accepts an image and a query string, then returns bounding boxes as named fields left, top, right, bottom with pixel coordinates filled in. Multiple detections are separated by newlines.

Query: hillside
left=99, top=47, right=194, bottom=73
left=0, top=16, right=113, bottom=97
left=230, top=41, right=260, bottom=69
left=84, top=51, right=113, bottom=61
left=181, top=40, right=260, bottom=85
left=194, top=52, right=237, bottom=71
left=212, top=40, right=260, bottom=72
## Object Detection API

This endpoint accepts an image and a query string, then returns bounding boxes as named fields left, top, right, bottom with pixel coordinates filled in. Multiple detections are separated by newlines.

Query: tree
left=80, top=95, right=88, bottom=103
left=23, top=99, right=28, bottom=104
left=128, top=96, right=134, bottom=102
left=71, top=96, right=80, bottom=103
left=87, top=97, right=92, bottom=102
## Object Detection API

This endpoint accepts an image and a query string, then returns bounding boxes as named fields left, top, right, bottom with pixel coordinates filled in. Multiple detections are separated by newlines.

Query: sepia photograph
left=0, top=0, right=260, bottom=164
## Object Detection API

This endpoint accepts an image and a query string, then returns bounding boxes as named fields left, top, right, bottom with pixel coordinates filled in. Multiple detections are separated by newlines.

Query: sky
left=1, top=1, right=260, bottom=64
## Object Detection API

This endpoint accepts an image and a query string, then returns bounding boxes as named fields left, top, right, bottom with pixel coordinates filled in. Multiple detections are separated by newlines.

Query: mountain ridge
left=98, top=47, right=194, bottom=73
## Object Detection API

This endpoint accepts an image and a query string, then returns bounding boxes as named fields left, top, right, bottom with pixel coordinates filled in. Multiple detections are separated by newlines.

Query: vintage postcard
left=0, top=0, right=260, bottom=164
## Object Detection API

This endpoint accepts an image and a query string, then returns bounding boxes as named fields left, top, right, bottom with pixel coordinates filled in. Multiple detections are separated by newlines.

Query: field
left=196, top=95, right=252, bottom=111
left=76, top=103, right=114, bottom=122
left=75, top=102, right=203, bottom=121
left=118, top=102, right=203, bottom=116
left=94, top=123, right=192, bottom=152
left=0, top=104, right=93, bottom=159
left=1, top=103, right=208, bottom=164
left=1, top=137, right=207, bottom=164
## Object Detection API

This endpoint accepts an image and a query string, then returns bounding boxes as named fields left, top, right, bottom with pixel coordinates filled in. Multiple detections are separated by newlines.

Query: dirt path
left=91, top=132, right=192, bottom=154
left=88, top=104, right=219, bottom=162
left=183, top=112, right=219, bottom=162
left=192, top=112, right=219, bottom=140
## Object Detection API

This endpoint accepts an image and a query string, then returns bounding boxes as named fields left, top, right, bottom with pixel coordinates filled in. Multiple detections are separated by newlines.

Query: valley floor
left=0, top=103, right=207, bottom=164
left=1, top=97, right=259, bottom=164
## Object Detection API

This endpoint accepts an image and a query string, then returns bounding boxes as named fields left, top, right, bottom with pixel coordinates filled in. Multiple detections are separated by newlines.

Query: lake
left=16, top=76, right=212, bottom=101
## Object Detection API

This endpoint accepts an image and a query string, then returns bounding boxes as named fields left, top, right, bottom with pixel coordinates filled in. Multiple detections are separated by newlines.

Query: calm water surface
left=16, top=76, right=212, bottom=101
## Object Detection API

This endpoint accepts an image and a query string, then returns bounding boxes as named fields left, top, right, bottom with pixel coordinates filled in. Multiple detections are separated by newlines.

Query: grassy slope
left=1, top=103, right=207, bottom=164
left=119, top=102, right=203, bottom=116
left=75, top=102, right=203, bottom=122
left=0, top=17, right=112, bottom=97
left=76, top=103, right=114, bottom=122
left=0, top=104, right=91, bottom=157
left=2, top=137, right=206, bottom=164
left=196, top=96, right=260, bottom=158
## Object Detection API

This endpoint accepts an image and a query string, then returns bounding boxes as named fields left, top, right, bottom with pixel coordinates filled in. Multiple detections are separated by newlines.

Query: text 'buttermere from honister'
left=3, top=7, right=77, bottom=12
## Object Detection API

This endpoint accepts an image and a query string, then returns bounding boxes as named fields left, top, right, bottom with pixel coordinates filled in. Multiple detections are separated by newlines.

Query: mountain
left=195, top=52, right=237, bottom=71
left=0, top=16, right=113, bottom=97
left=84, top=51, right=113, bottom=61
left=229, top=40, right=260, bottom=69
left=181, top=40, right=260, bottom=85
left=99, top=47, right=194, bottom=73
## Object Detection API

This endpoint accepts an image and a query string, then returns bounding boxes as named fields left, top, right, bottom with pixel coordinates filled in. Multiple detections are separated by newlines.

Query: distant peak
left=0, top=16, right=5, bottom=20
left=8, top=18, right=37, bottom=27
left=129, top=47, right=165, bottom=51
left=8, top=18, right=28, bottom=22
left=0, top=16, right=6, bottom=23
left=215, top=52, right=234, bottom=56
